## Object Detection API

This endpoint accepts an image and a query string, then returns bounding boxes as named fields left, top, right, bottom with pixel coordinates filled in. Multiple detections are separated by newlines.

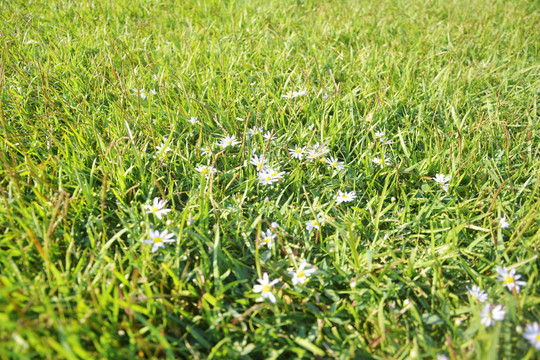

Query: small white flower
left=289, top=260, right=316, bottom=286
left=156, top=137, right=172, bottom=156
left=374, top=131, right=385, bottom=140
left=288, top=145, right=305, bottom=160
left=132, top=88, right=146, bottom=99
left=271, top=222, right=279, bottom=229
left=188, top=116, right=199, bottom=125
left=282, top=90, right=307, bottom=99
left=496, top=266, right=527, bottom=293
left=258, top=171, right=278, bottom=185
left=306, top=214, right=324, bottom=234
left=145, top=197, right=172, bottom=219
left=153, top=74, right=158, bottom=81
left=199, top=145, right=213, bottom=156
left=248, top=126, right=264, bottom=136
left=187, top=217, right=195, bottom=225
left=334, top=190, right=356, bottom=204
left=397, top=207, right=404, bottom=217
left=467, top=285, right=488, bottom=303
left=372, top=155, right=390, bottom=168
left=268, top=168, right=285, bottom=183
left=262, top=131, right=274, bottom=142
left=380, top=137, right=391, bottom=145
left=253, top=273, right=279, bottom=303
left=436, top=355, right=449, bottom=360
left=149, top=89, right=157, bottom=95
left=250, top=154, right=268, bottom=172
left=433, top=173, right=451, bottom=192
left=500, top=216, right=510, bottom=229
left=326, top=156, right=345, bottom=170
left=523, top=322, right=540, bottom=349
left=259, top=229, right=276, bottom=249
left=143, top=229, right=175, bottom=253
left=217, top=135, right=240, bottom=149
left=195, top=165, right=217, bottom=178
left=480, top=303, right=506, bottom=327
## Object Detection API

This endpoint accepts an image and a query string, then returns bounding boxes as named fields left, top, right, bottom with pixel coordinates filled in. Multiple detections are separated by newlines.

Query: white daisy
left=253, top=273, right=279, bottom=303
left=149, top=89, right=157, bottom=95
left=523, top=322, right=540, bottom=349
left=263, top=131, right=274, bottom=142
left=306, top=214, right=324, bottom=234
left=289, top=260, right=316, bottom=286
left=433, top=173, right=451, bottom=192
left=259, top=229, right=276, bottom=249
left=145, top=197, right=171, bottom=220
left=143, top=229, right=175, bottom=253
left=250, top=154, right=268, bottom=172
left=156, top=137, right=172, bottom=156
left=132, top=88, right=146, bottom=99
left=288, top=145, right=304, bottom=160
left=496, top=266, right=527, bottom=293
left=258, top=171, right=278, bottom=186
left=188, top=116, right=199, bottom=125
left=480, top=303, right=506, bottom=327
left=268, top=168, right=285, bottom=183
left=248, top=126, right=264, bottom=136
left=372, top=155, right=390, bottom=168
left=195, top=165, right=217, bottom=178
left=326, top=156, right=345, bottom=170
left=374, top=131, right=385, bottom=140
left=199, top=145, right=213, bottom=156
left=334, top=190, right=356, bottom=204
left=467, top=285, right=488, bottom=303
left=500, top=216, right=510, bottom=229
left=217, top=135, right=240, bottom=149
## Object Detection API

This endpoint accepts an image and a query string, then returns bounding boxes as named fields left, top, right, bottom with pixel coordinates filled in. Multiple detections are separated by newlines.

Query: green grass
left=1, top=0, right=539, bottom=358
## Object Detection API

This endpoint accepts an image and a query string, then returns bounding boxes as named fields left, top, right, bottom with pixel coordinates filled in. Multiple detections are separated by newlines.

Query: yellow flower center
left=201, top=168, right=208, bottom=175
left=151, top=206, right=159, bottom=214
left=378, top=158, right=384, bottom=165
left=312, top=220, right=319, bottom=227
left=332, top=162, right=337, bottom=167
left=536, top=334, right=540, bottom=342
left=153, top=237, right=163, bottom=244
left=264, top=237, right=271, bottom=244
left=295, top=149, right=302, bottom=153
left=262, top=284, right=271, bottom=293
left=504, top=275, right=515, bottom=284
left=297, top=270, right=305, bottom=278
left=265, top=176, right=271, bottom=181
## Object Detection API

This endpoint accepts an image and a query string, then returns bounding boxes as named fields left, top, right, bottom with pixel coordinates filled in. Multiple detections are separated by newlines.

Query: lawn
left=0, top=0, right=539, bottom=358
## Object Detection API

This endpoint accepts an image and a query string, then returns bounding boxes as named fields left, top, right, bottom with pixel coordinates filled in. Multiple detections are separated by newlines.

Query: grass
left=0, top=0, right=539, bottom=358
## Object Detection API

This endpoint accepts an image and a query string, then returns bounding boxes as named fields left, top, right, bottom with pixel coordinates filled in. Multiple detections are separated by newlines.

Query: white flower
left=282, top=90, right=307, bottom=99
left=156, top=137, right=172, bottom=156
left=187, top=217, right=195, bottom=225
left=326, top=156, right=345, bottom=170
left=259, top=229, right=276, bottom=249
left=149, top=89, right=157, bottom=95
left=268, top=168, right=285, bottom=183
left=374, top=131, right=385, bottom=140
left=372, top=155, right=390, bottom=168
left=153, top=74, right=158, bottom=81
left=436, top=355, right=449, bottom=360
left=289, top=260, right=316, bottom=286
left=143, top=229, right=175, bottom=253
left=248, top=126, right=264, bottom=136
left=145, top=197, right=172, bottom=219
left=496, top=266, right=527, bottom=293
left=250, top=154, right=268, bottom=172
left=258, top=171, right=278, bottom=186
left=467, top=285, right=488, bottom=303
left=217, top=135, right=240, bottom=149
left=288, top=145, right=305, bottom=160
left=306, top=214, right=324, bottom=234
left=188, top=116, right=199, bottom=125
left=253, top=273, right=279, bottom=303
left=480, top=303, right=506, bottom=327
left=500, top=216, right=510, bottom=229
left=433, top=173, right=451, bottom=192
left=132, top=88, right=146, bottom=99
left=397, top=207, right=404, bottom=217
left=271, top=222, right=279, bottom=229
left=334, top=190, right=356, bottom=204
left=195, top=165, right=217, bottom=178
left=380, top=137, right=391, bottom=145
left=262, top=131, right=274, bottom=142
left=199, top=145, right=213, bottom=156
left=523, top=322, right=540, bottom=349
